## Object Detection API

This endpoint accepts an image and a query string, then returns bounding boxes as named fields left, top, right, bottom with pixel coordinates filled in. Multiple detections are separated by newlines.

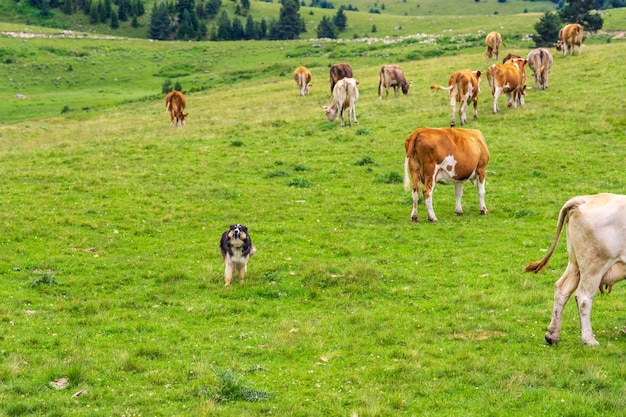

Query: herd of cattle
left=163, top=23, right=625, bottom=346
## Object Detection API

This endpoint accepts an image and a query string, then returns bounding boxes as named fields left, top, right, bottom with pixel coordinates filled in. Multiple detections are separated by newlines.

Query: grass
left=1, top=4, right=626, bottom=416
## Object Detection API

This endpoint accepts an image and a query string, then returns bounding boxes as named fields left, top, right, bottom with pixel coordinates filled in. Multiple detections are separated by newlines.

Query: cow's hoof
left=428, top=217, right=438, bottom=223
left=545, top=334, right=559, bottom=345
left=455, top=211, right=464, bottom=216
left=480, top=209, right=488, bottom=215
left=410, top=216, right=418, bottom=223
left=450, top=122, right=456, bottom=128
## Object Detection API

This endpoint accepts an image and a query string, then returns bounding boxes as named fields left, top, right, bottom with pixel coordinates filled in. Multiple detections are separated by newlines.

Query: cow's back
left=330, top=63, right=353, bottom=93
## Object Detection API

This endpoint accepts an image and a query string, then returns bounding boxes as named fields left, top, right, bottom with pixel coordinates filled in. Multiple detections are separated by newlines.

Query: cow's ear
left=475, top=70, right=481, bottom=78
left=321, top=106, right=327, bottom=110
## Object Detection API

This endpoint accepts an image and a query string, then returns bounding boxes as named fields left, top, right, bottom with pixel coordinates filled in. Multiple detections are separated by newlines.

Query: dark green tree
left=110, top=10, right=119, bottom=27
left=148, top=1, right=173, bottom=39
left=131, top=14, right=139, bottom=27
left=240, top=0, right=250, bottom=9
left=559, top=0, right=603, bottom=31
left=532, top=11, right=561, bottom=46
left=98, top=1, right=107, bottom=22
left=176, top=9, right=197, bottom=39
left=205, top=0, right=221, bottom=16
left=316, top=15, right=336, bottom=38
left=232, top=16, right=244, bottom=39
left=271, top=0, right=303, bottom=39
left=244, top=14, right=254, bottom=39
left=89, top=2, right=100, bottom=23
left=215, top=10, right=233, bottom=40
left=333, top=7, right=346, bottom=31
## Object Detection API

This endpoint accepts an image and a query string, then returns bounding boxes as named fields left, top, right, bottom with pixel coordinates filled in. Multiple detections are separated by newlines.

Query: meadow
left=1, top=3, right=626, bottom=416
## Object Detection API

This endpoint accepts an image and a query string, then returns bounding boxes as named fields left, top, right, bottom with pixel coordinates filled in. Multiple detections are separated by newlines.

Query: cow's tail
left=525, top=197, right=583, bottom=273
left=403, top=157, right=412, bottom=192
left=403, top=134, right=418, bottom=192
left=430, top=84, right=452, bottom=92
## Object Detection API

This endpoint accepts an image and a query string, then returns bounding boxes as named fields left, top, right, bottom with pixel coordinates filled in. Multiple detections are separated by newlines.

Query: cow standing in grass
left=525, top=193, right=626, bottom=346
left=430, top=70, right=481, bottom=127
left=527, top=48, right=553, bottom=90
left=485, top=32, right=504, bottom=61
left=329, top=63, right=353, bottom=95
left=165, top=90, right=188, bottom=127
left=556, top=23, right=584, bottom=56
left=486, top=59, right=527, bottom=113
left=293, top=66, right=312, bottom=96
left=404, top=127, right=490, bottom=223
left=321, top=77, right=359, bottom=127
left=378, top=65, right=411, bottom=99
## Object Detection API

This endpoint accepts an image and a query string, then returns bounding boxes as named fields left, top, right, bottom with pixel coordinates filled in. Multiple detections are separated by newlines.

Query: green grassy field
left=1, top=3, right=626, bottom=416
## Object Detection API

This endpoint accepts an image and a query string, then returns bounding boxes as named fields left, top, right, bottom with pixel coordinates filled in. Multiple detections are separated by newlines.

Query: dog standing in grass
left=220, top=224, right=256, bottom=286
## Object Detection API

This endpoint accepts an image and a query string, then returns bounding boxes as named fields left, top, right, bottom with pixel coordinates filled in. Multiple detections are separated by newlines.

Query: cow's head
left=401, top=81, right=413, bottom=95
left=321, top=105, right=339, bottom=122
left=555, top=41, right=564, bottom=51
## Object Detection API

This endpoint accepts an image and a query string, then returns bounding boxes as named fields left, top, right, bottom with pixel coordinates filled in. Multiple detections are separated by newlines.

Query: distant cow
left=329, top=63, right=353, bottom=95
left=525, top=193, right=626, bottom=346
left=321, top=77, right=359, bottom=127
left=556, top=23, right=584, bottom=56
left=378, top=65, right=411, bottom=99
left=165, top=90, right=188, bottom=127
left=430, top=70, right=481, bottom=127
left=527, top=48, right=553, bottom=90
left=293, top=66, right=312, bottom=96
left=403, top=127, right=489, bottom=223
left=486, top=60, right=526, bottom=113
left=485, top=32, right=504, bottom=60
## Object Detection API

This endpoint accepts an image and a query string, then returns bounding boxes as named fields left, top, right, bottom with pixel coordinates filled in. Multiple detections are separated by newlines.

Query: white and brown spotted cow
left=378, top=65, right=411, bottom=99
left=527, top=48, right=553, bottom=90
left=556, top=23, right=584, bottom=56
left=486, top=59, right=526, bottom=113
left=329, top=63, right=353, bottom=95
left=485, top=32, right=505, bottom=60
left=293, top=66, right=312, bottom=96
left=430, top=70, right=481, bottom=127
left=403, top=127, right=489, bottom=223
left=165, top=90, right=188, bottom=127
left=321, top=77, right=359, bottom=127
left=526, top=193, right=626, bottom=346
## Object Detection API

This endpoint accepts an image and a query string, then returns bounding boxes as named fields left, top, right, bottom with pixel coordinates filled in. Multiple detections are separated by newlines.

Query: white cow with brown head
left=526, top=193, right=626, bottom=346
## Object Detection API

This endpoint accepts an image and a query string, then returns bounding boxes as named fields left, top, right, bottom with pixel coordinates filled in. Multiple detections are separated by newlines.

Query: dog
left=219, top=224, right=256, bottom=286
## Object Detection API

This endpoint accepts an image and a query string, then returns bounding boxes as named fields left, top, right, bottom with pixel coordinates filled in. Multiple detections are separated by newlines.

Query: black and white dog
left=219, top=224, right=256, bottom=285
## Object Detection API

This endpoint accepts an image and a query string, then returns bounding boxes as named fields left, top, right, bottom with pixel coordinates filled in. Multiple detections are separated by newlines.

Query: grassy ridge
left=1, top=12, right=626, bottom=417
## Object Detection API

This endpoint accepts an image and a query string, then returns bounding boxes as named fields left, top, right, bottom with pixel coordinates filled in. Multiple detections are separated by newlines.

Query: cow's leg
left=454, top=183, right=463, bottom=216
left=575, top=262, right=612, bottom=345
left=477, top=177, right=487, bottom=215
left=449, top=97, right=457, bottom=127
left=492, top=88, right=501, bottom=114
left=545, top=263, right=579, bottom=344
left=423, top=176, right=438, bottom=223
left=408, top=159, right=420, bottom=222
left=339, top=105, right=346, bottom=127
left=472, top=98, right=478, bottom=120
left=394, top=86, right=399, bottom=98
left=459, top=99, right=467, bottom=126
left=350, top=100, right=358, bottom=125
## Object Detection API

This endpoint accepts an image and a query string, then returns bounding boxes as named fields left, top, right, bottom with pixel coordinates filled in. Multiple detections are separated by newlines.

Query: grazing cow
left=403, top=127, right=489, bottom=223
left=165, top=90, right=188, bottom=127
left=486, top=60, right=527, bottom=114
left=293, top=66, right=312, bottom=96
left=329, top=63, right=353, bottom=95
left=321, top=77, right=359, bottom=127
left=430, top=70, right=481, bottom=127
left=556, top=23, right=584, bottom=56
left=527, top=48, right=553, bottom=90
left=378, top=65, right=411, bottom=99
left=525, top=193, right=626, bottom=346
left=485, top=32, right=504, bottom=60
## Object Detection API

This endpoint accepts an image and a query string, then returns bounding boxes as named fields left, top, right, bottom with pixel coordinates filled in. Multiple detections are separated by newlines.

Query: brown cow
left=485, top=32, right=505, bottom=60
left=430, top=70, right=481, bottom=127
left=321, top=77, right=359, bottom=127
left=329, top=63, right=353, bottom=95
left=378, top=65, right=411, bottom=99
left=527, top=48, right=553, bottom=90
left=525, top=193, right=626, bottom=346
left=486, top=60, right=526, bottom=114
left=165, top=90, right=188, bottom=127
left=293, top=66, right=312, bottom=96
left=556, top=23, right=584, bottom=56
left=403, top=127, right=489, bottom=223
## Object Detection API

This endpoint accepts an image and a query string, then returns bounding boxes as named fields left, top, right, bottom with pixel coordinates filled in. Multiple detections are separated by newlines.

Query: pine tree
left=244, top=14, right=254, bottom=39
left=148, top=2, right=172, bottom=40
left=333, top=7, right=346, bottom=31
left=89, top=2, right=100, bottom=23
left=232, top=17, right=244, bottom=39
left=215, top=10, right=233, bottom=40
left=272, top=0, right=302, bottom=40
left=205, top=0, right=221, bottom=17
left=316, top=15, right=336, bottom=38
left=111, top=10, right=119, bottom=27
left=559, top=0, right=603, bottom=31
left=532, top=11, right=561, bottom=46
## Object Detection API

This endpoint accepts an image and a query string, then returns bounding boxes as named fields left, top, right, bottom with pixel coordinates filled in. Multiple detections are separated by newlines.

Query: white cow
left=321, top=77, right=359, bottom=127
left=525, top=193, right=626, bottom=346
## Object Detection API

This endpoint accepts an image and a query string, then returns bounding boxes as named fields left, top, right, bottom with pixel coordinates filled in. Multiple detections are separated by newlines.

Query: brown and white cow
left=293, top=66, right=312, bottom=96
left=329, top=63, right=353, bottom=95
left=403, top=127, right=489, bottom=223
left=485, top=32, right=504, bottom=60
left=321, top=77, right=359, bottom=127
left=486, top=59, right=526, bottom=114
left=527, top=48, right=553, bottom=90
left=430, top=70, right=481, bottom=127
left=556, top=23, right=584, bottom=56
left=165, top=90, right=188, bottom=127
left=378, top=65, right=411, bottom=99
left=525, top=193, right=626, bottom=346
